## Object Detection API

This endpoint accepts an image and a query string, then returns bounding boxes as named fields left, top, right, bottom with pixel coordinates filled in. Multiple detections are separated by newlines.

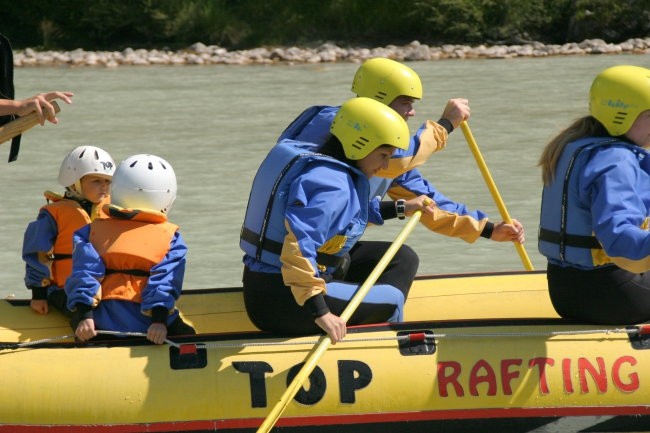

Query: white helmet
left=58, top=146, right=115, bottom=187
left=111, top=154, right=177, bottom=214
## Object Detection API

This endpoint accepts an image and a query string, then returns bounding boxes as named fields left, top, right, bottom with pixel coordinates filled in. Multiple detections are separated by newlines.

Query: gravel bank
left=13, top=38, right=650, bottom=67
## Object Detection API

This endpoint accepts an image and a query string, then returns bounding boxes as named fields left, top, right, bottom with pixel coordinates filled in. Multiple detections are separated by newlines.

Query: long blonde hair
left=538, top=116, right=610, bottom=185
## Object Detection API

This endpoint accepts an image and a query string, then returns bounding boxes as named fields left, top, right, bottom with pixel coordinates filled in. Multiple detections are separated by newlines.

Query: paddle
left=0, top=101, right=60, bottom=145
left=459, top=121, right=534, bottom=271
left=257, top=210, right=423, bottom=433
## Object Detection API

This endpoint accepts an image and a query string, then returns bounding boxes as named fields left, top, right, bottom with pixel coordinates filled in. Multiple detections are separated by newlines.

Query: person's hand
left=147, top=322, right=168, bottom=345
left=75, top=318, right=97, bottom=342
left=440, top=98, right=470, bottom=130
left=404, top=195, right=435, bottom=217
left=315, top=312, right=346, bottom=343
left=491, top=219, right=525, bottom=243
left=16, top=91, right=74, bottom=125
left=30, top=299, right=48, bottom=315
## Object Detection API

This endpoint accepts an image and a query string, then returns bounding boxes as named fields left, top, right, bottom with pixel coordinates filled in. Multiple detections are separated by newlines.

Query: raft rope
left=0, top=330, right=180, bottom=350
left=195, top=327, right=648, bottom=349
left=1, top=326, right=648, bottom=351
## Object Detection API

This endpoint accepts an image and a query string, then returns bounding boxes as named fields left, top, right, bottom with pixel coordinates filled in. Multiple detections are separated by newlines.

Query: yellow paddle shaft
left=257, top=211, right=423, bottom=433
left=460, top=121, right=534, bottom=271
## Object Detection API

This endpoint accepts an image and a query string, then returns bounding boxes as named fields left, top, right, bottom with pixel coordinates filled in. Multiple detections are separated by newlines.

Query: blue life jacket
left=241, top=139, right=369, bottom=270
left=538, top=137, right=638, bottom=268
left=277, top=105, right=337, bottom=145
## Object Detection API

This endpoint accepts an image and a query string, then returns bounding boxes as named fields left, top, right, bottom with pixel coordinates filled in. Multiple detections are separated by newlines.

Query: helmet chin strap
left=65, top=181, right=83, bottom=199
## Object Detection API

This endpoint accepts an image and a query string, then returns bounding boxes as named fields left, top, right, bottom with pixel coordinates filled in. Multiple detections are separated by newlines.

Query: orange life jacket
left=89, top=210, right=178, bottom=304
left=42, top=194, right=109, bottom=288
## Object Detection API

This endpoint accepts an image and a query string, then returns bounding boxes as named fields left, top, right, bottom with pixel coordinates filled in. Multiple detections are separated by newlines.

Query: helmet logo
left=606, top=99, right=629, bottom=109
left=348, top=120, right=363, bottom=131
left=101, top=161, right=114, bottom=171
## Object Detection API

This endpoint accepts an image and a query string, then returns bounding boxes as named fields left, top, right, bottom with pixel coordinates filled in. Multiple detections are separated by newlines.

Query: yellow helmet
left=351, top=58, right=423, bottom=104
left=330, top=97, right=409, bottom=160
left=589, top=65, right=650, bottom=136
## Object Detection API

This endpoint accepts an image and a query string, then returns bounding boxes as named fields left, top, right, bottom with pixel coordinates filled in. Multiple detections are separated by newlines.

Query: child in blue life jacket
left=22, top=145, right=115, bottom=316
left=66, top=154, right=196, bottom=344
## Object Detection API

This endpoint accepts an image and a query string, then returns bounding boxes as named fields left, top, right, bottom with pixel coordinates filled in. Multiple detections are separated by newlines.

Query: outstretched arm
left=0, top=91, right=73, bottom=125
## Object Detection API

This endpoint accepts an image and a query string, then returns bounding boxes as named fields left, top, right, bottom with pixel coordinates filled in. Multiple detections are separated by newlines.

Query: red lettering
left=469, top=359, right=497, bottom=396
left=612, top=356, right=639, bottom=393
left=578, top=357, right=607, bottom=393
left=500, top=359, right=522, bottom=395
left=529, top=357, right=554, bottom=394
left=438, top=355, right=639, bottom=399
left=437, top=361, right=464, bottom=397
left=562, top=358, right=574, bottom=394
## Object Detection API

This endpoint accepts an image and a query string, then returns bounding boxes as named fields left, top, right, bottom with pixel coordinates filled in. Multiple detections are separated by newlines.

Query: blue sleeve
left=140, top=231, right=187, bottom=313
left=368, top=195, right=384, bottom=225
left=391, top=168, right=489, bottom=220
left=285, top=164, right=360, bottom=272
left=583, top=147, right=650, bottom=259
left=22, top=209, right=57, bottom=288
left=65, top=225, right=104, bottom=310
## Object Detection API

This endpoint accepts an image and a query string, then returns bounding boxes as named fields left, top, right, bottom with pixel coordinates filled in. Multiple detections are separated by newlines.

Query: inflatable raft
left=2, top=270, right=649, bottom=433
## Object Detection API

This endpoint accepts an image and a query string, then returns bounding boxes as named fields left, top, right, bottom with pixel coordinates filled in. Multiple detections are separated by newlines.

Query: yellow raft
left=2, top=270, right=650, bottom=432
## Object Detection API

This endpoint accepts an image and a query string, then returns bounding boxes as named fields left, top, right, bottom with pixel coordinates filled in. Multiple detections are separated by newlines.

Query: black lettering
left=338, top=360, right=372, bottom=403
left=287, top=362, right=326, bottom=405
left=232, top=361, right=273, bottom=408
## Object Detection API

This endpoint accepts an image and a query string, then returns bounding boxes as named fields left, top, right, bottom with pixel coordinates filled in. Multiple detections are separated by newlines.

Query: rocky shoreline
left=13, top=37, right=650, bottom=67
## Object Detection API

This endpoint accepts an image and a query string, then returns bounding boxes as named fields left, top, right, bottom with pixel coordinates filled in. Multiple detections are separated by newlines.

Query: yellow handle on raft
left=460, top=120, right=534, bottom=271
left=256, top=210, right=423, bottom=433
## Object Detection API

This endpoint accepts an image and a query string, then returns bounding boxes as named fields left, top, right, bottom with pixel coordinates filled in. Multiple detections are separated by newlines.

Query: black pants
left=243, top=241, right=419, bottom=335
left=547, top=263, right=650, bottom=324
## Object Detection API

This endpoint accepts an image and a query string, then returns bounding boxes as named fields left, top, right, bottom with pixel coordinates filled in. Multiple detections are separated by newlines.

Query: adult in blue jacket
left=279, top=57, right=524, bottom=247
left=241, top=97, right=435, bottom=342
left=538, top=65, right=650, bottom=324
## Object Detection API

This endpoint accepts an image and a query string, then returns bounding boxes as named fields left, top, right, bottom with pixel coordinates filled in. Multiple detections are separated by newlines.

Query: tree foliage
left=0, top=0, right=647, bottom=51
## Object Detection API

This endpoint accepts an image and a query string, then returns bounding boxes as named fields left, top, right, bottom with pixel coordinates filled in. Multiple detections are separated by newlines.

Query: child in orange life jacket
left=65, top=154, right=196, bottom=344
left=22, top=145, right=115, bottom=316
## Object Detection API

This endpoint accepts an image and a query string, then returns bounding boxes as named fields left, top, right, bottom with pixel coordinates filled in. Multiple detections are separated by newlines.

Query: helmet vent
left=352, top=137, right=369, bottom=150
left=129, top=161, right=137, bottom=168
left=147, top=162, right=154, bottom=170
left=78, top=149, right=86, bottom=159
left=374, top=91, right=387, bottom=101
left=613, top=112, right=627, bottom=125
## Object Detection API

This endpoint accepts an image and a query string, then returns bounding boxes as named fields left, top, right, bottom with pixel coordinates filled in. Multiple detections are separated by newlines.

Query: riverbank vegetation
left=1, top=0, right=648, bottom=51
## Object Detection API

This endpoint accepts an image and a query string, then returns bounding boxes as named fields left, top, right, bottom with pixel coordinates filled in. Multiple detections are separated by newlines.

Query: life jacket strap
left=241, top=226, right=350, bottom=270
left=105, top=268, right=151, bottom=277
left=538, top=227, right=601, bottom=249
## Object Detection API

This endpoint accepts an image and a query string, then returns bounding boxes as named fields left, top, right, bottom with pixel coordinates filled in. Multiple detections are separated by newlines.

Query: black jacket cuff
left=481, top=221, right=494, bottom=239
left=379, top=200, right=398, bottom=220
left=30, top=286, right=48, bottom=300
left=73, top=303, right=94, bottom=320
left=304, top=294, right=330, bottom=318
left=151, top=306, right=168, bottom=324
left=437, top=118, right=454, bottom=134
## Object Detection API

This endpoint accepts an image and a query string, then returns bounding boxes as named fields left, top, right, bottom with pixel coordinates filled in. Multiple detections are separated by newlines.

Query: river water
left=1, top=53, right=648, bottom=298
